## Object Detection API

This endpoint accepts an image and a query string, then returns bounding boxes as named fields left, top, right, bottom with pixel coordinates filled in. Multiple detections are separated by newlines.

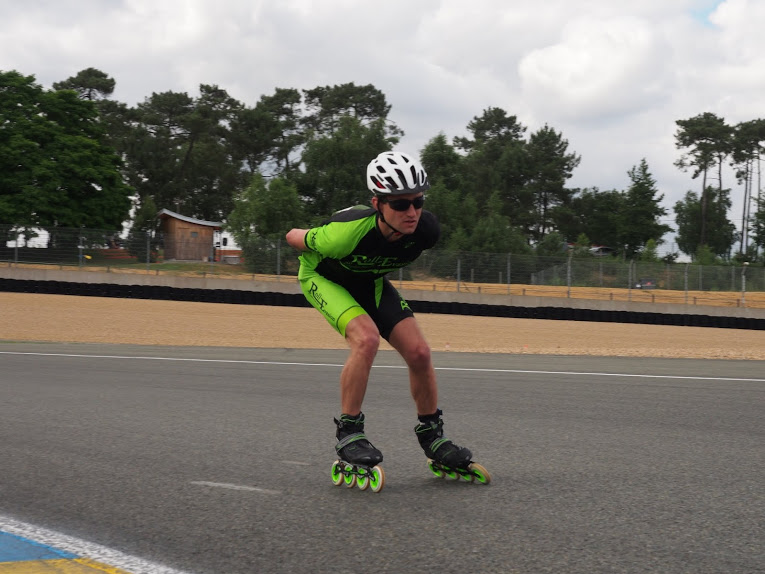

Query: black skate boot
left=334, top=412, right=383, bottom=466
left=415, top=409, right=472, bottom=470
left=415, top=410, right=491, bottom=484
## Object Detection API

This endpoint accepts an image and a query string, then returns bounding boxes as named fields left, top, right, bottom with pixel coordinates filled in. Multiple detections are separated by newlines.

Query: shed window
left=191, top=231, right=198, bottom=238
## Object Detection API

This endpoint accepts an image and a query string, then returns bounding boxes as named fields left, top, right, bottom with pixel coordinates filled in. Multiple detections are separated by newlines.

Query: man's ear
left=371, top=195, right=379, bottom=210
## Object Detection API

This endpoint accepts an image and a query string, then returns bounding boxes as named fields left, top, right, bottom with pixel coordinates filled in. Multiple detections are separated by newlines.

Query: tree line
left=1, top=67, right=763, bottom=265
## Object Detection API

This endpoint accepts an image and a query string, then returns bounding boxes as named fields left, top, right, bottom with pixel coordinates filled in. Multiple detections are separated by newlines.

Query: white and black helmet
left=367, top=151, right=430, bottom=195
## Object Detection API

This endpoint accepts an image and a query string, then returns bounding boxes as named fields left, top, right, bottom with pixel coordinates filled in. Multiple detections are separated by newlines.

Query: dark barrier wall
left=1, top=278, right=763, bottom=331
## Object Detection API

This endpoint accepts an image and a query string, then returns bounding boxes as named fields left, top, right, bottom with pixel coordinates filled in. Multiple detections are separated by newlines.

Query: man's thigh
left=370, top=278, right=415, bottom=341
left=299, top=272, right=366, bottom=337
left=388, top=316, right=428, bottom=352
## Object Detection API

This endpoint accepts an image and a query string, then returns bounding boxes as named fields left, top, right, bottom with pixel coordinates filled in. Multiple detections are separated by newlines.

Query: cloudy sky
left=2, top=0, right=763, bottom=251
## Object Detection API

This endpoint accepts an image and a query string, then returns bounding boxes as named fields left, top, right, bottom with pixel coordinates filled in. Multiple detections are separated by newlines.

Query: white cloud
left=519, top=16, right=671, bottom=122
left=1, top=0, right=764, bottom=250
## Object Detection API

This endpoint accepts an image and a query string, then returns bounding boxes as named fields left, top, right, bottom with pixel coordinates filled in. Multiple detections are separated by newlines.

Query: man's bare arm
left=286, top=228, right=309, bottom=251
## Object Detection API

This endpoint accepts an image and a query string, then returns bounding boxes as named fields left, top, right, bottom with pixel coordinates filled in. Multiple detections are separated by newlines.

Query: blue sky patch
left=690, top=0, right=724, bottom=26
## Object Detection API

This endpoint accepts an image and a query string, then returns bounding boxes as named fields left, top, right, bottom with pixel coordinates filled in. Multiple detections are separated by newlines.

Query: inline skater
left=286, top=151, right=487, bottom=490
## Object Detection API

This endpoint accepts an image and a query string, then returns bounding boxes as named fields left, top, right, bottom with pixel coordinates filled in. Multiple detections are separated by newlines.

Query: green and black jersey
left=298, top=206, right=440, bottom=285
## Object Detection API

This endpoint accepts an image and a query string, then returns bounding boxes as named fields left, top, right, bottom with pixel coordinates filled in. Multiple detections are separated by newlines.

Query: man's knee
left=404, top=340, right=432, bottom=370
left=347, top=318, right=380, bottom=359
left=356, top=330, right=381, bottom=358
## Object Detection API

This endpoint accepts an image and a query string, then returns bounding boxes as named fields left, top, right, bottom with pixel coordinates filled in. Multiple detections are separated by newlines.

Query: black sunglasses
left=381, top=195, right=425, bottom=211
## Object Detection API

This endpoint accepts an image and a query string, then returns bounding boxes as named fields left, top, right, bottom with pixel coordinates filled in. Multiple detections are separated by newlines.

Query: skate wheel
left=331, top=460, right=344, bottom=486
left=356, top=467, right=370, bottom=491
left=459, top=471, right=474, bottom=483
left=343, top=464, right=356, bottom=488
left=469, top=462, right=491, bottom=485
left=444, top=469, right=459, bottom=481
left=369, top=465, right=385, bottom=493
left=427, top=459, right=444, bottom=478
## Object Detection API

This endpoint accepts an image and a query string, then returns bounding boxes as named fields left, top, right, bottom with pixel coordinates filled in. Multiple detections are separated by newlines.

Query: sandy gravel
left=1, top=292, right=764, bottom=360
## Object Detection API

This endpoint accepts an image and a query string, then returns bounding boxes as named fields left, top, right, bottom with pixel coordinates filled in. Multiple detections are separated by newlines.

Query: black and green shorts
left=299, top=269, right=414, bottom=340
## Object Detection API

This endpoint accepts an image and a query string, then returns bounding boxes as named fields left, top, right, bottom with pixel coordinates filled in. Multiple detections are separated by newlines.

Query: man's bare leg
left=334, top=314, right=385, bottom=467
left=388, top=317, right=474, bottom=469
left=340, top=314, right=380, bottom=415
left=388, top=317, right=438, bottom=416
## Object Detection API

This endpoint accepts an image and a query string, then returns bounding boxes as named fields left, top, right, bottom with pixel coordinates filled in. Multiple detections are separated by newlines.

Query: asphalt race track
left=1, top=342, right=764, bottom=573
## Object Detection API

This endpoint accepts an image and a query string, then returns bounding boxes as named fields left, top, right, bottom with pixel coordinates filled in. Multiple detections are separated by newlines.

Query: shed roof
left=158, top=209, right=222, bottom=229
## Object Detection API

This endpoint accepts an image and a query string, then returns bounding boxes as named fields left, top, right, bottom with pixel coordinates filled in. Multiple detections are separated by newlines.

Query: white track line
left=0, top=515, right=192, bottom=574
left=0, top=351, right=764, bottom=383
left=0, top=351, right=344, bottom=368
left=190, top=481, right=280, bottom=494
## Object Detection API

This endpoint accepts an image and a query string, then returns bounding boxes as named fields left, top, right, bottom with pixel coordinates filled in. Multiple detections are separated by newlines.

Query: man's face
left=373, top=192, right=424, bottom=237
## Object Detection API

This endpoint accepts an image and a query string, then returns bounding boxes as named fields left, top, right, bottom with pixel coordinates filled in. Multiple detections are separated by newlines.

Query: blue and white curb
left=0, top=515, right=191, bottom=573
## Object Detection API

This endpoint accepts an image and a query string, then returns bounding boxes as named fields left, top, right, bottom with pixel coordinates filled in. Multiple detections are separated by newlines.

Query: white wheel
left=427, top=459, right=444, bottom=478
left=343, top=464, right=356, bottom=488
left=469, top=462, right=492, bottom=485
left=356, top=467, right=370, bottom=491
left=369, top=465, right=385, bottom=493
left=331, top=460, right=344, bottom=486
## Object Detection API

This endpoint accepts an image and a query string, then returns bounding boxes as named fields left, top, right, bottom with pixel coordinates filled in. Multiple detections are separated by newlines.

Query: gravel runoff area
left=1, top=292, right=764, bottom=360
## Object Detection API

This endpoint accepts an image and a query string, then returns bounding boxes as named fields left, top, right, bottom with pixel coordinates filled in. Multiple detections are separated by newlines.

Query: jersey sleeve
left=305, top=216, right=376, bottom=259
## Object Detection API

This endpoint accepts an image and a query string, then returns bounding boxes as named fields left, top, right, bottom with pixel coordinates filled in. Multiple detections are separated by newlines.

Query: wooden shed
left=158, top=209, right=222, bottom=261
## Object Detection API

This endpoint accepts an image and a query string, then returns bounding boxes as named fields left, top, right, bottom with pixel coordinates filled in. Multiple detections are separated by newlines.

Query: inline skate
left=330, top=413, right=385, bottom=493
left=415, top=409, right=491, bottom=484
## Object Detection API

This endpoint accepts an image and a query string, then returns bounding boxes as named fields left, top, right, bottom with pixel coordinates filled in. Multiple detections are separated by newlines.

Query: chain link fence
left=2, top=224, right=763, bottom=306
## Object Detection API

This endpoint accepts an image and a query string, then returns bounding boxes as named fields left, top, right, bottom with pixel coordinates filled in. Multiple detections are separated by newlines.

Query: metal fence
left=2, top=224, right=763, bottom=303
left=1, top=224, right=193, bottom=268
left=396, top=251, right=764, bottom=308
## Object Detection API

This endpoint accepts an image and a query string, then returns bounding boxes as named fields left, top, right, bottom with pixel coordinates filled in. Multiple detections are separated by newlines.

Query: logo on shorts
left=309, top=281, right=327, bottom=311
left=400, top=299, right=411, bottom=312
